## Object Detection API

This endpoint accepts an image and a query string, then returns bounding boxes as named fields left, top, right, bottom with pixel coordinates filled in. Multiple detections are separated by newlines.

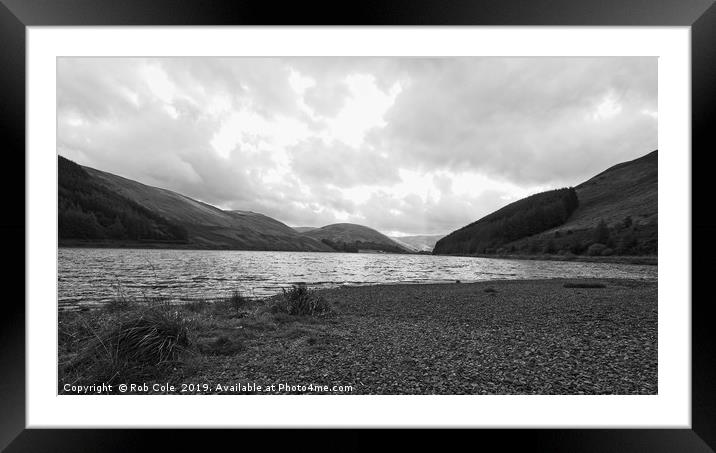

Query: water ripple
left=58, top=248, right=657, bottom=307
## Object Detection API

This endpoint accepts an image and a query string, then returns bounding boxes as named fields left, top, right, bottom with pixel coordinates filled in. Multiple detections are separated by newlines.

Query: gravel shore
left=186, top=278, right=657, bottom=395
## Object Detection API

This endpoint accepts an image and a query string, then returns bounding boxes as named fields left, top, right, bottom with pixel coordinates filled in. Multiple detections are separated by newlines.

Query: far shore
left=441, top=252, right=658, bottom=266
left=59, top=278, right=657, bottom=395
left=59, top=240, right=657, bottom=265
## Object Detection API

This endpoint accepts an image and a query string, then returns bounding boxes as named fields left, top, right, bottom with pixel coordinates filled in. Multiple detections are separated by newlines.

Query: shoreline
left=59, top=243, right=657, bottom=266
left=435, top=253, right=657, bottom=266
left=58, top=275, right=658, bottom=312
left=59, top=278, right=657, bottom=395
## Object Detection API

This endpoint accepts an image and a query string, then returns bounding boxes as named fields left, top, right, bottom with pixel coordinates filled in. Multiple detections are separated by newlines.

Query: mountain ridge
left=61, top=156, right=332, bottom=251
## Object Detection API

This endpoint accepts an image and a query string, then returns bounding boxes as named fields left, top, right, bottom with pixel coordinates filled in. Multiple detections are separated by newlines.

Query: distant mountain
left=293, top=226, right=318, bottom=233
left=389, top=235, right=444, bottom=252
left=433, top=150, right=657, bottom=257
left=59, top=156, right=333, bottom=252
left=302, top=223, right=412, bottom=253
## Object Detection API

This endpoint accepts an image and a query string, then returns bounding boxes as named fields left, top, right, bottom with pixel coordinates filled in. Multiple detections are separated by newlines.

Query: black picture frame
left=2, top=0, right=713, bottom=451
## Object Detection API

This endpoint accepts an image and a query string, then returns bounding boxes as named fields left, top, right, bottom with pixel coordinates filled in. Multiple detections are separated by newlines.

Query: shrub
left=601, top=247, right=614, bottom=256
left=587, top=243, right=607, bottom=256
left=617, top=232, right=638, bottom=254
left=593, top=219, right=610, bottom=245
left=214, top=291, right=250, bottom=316
left=569, top=240, right=585, bottom=255
left=272, top=285, right=331, bottom=316
left=227, top=290, right=249, bottom=314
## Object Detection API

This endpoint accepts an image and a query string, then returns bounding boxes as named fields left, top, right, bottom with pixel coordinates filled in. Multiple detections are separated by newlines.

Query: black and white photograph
left=57, top=56, right=658, bottom=396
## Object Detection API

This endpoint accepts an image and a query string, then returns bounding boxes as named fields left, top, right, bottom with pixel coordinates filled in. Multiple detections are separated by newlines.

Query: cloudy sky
left=57, top=57, right=657, bottom=236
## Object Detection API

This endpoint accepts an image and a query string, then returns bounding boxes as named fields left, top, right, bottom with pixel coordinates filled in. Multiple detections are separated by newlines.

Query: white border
left=27, top=27, right=690, bottom=428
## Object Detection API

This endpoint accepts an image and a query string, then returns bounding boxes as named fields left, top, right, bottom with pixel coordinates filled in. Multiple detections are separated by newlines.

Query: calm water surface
left=58, top=248, right=657, bottom=308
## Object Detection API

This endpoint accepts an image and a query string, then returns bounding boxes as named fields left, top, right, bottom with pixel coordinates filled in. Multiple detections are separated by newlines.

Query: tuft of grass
left=228, top=290, right=249, bottom=313
left=270, top=285, right=331, bottom=317
left=563, top=282, right=606, bottom=289
left=106, top=296, right=133, bottom=313
left=59, top=306, right=192, bottom=389
left=214, top=290, right=250, bottom=316
left=184, top=299, right=210, bottom=313
left=62, top=307, right=190, bottom=384
left=98, top=308, right=190, bottom=365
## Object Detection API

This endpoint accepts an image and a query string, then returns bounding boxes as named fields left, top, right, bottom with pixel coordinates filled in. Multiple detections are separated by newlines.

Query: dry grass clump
left=60, top=306, right=191, bottom=386
left=270, top=285, right=331, bottom=316
left=97, top=308, right=190, bottom=364
left=214, top=290, right=251, bottom=316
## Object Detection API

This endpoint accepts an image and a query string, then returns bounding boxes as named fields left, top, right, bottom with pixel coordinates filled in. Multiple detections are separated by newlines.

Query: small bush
left=484, top=287, right=498, bottom=293
left=601, top=247, right=614, bottom=256
left=215, top=291, right=250, bottom=316
left=593, top=219, right=610, bottom=244
left=587, top=243, right=607, bottom=256
left=272, top=285, right=331, bottom=316
left=227, top=291, right=249, bottom=313
left=569, top=240, right=585, bottom=255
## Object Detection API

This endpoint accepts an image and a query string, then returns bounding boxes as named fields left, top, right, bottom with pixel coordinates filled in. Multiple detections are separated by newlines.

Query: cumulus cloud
left=57, top=57, right=656, bottom=235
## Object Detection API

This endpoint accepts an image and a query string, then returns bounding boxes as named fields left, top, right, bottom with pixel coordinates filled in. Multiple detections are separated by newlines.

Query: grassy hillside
left=61, top=156, right=333, bottom=251
left=390, top=235, right=444, bottom=252
left=303, top=223, right=412, bottom=253
left=59, top=156, right=188, bottom=243
left=293, top=226, right=318, bottom=233
left=433, top=150, right=657, bottom=257
left=433, top=188, right=578, bottom=254
left=505, top=150, right=657, bottom=256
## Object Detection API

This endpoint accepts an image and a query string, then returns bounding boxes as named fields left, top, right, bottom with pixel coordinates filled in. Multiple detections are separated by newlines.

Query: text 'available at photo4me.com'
left=62, top=381, right=355, bottom=394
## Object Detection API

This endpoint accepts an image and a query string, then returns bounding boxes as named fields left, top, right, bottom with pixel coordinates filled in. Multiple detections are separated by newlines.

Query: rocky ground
left=172, top=278, right=657, bottom=395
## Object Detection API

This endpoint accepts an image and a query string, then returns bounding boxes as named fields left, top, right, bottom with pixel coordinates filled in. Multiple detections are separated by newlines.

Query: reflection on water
left=58, top=248, right=657, bottom=308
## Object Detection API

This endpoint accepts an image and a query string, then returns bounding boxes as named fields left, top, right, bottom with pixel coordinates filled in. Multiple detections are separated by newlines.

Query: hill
left=302, top=223, right=412, bottom=253
left=59, top=156, right=188, bottom=243
left=293, top=226, right=318, bottom=233
left=389, top=234, right=444, bottom=252
left=59, top=156, right=333, bottom=251
left=433, top=188, right=578, bottom=254
left=434, top=150, right=657, bottom=257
